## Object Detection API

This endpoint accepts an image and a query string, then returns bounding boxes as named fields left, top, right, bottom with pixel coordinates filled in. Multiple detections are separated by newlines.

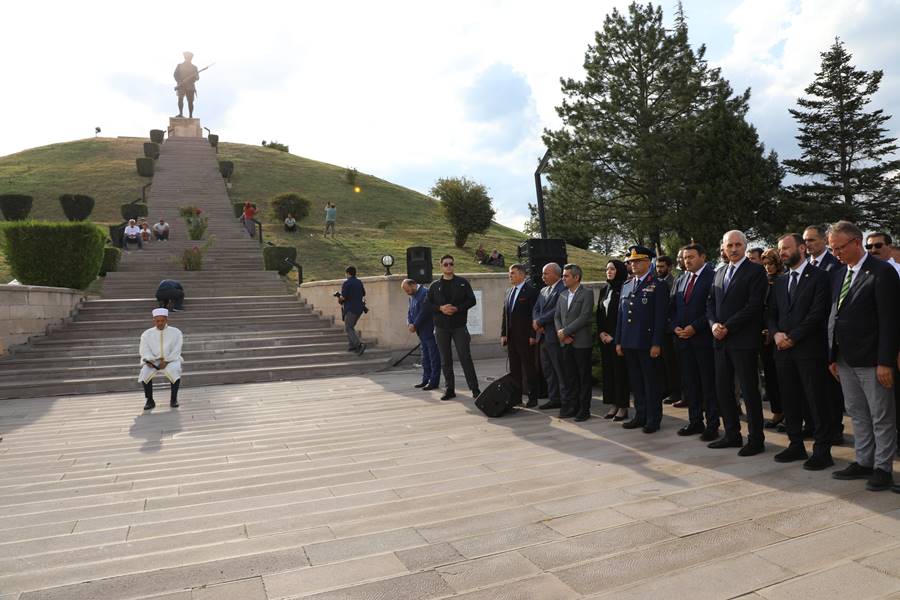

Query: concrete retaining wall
left=0, top=285, right=84, bottom=355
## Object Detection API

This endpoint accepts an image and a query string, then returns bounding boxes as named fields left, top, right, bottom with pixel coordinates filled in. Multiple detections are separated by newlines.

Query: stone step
left=78, top=295, right=301, bottom=309
left=77, top=302, right=304, bottom=316
left=27, top=327, right=340, bottom=347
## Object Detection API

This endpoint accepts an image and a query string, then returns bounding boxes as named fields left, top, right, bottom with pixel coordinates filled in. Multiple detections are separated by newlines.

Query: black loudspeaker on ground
left=406, top=246, right=432, bottom=284
left=475, top=373, right=522, bottom=418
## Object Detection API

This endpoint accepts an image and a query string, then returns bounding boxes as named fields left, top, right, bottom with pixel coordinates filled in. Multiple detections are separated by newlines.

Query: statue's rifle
left=174, top=63, right=215, bottom=91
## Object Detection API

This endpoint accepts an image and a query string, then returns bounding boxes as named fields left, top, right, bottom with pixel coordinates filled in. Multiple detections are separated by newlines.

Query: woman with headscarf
left=596, top=259, right=631, bottom=420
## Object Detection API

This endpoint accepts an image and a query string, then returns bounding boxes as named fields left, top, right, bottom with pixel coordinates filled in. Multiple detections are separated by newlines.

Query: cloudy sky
left=2, top=0, right=899, bottom=230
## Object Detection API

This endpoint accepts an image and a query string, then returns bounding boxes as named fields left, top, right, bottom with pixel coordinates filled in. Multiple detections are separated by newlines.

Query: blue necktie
left=724, top=264, right=735, bottom=290
left=788, top=271, right=799, bottom=300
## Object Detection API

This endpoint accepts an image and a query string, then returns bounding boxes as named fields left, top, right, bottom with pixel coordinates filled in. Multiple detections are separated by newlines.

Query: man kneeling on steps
left=139, top=308, right=184, bottom=410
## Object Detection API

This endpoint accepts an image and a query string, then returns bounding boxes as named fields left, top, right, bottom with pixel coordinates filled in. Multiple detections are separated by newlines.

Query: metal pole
left=534, top=149, right=551, bottom=239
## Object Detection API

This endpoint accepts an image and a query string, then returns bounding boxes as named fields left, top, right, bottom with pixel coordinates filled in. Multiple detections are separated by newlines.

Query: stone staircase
left=0, top=136, right=387, bottom=399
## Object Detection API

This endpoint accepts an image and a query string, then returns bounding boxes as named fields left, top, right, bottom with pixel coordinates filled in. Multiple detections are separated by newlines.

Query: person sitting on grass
left=284, top=213, right=298, bottom=233
left=122, top=219, right=143, bottom=250
left=485, top=249, right=505, bottom=267
left=475, top=244, right=487, bottom=264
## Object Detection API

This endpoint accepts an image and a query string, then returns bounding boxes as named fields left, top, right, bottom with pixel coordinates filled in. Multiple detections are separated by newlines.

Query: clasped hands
left=439, top=304, right=458, bottom=316
left=711, top=323, right=729, bottom=341
left=673, top=325, right=695, bottom=340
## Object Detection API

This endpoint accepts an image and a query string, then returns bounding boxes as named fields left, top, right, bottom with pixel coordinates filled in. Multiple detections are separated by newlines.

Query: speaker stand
left=392, top=343, right=421, bottom=367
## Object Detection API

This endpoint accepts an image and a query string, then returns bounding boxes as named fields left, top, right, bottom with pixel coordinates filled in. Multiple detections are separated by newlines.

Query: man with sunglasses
left=426, top=255, right=481, bottom=400
left=866, top=233, right=900, bottom=276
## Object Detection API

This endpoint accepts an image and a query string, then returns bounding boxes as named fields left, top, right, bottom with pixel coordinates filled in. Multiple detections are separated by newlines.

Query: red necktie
left=684, top=273, right=697, bottom=303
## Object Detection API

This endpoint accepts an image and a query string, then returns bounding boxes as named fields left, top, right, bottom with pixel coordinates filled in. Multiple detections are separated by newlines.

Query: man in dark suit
left=502, top=264, right=540, bottom=407
left=555, top=264, right=595, bottom=421
left=827, top=221, right=899, bottom=491
left=706, top=230, right=769, bottom=456
left=671, top=243, right=719, bottom=440
left=767, top=233, right=834, bottom=470
left=616, top=246, right=670, bottom=433
left=403, top=279, right=440, bottom=390
left=655, top=255, right=682, bottom=406
left=532, top=263, right=568, bottom=410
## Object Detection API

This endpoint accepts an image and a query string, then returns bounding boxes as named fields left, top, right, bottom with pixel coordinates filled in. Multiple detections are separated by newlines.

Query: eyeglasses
left=830, top=239, right=855, bottom=254
left=865, top=242, right=885, bottom=250
left=442, top=262, right=454, bottom=267
left=802, top=238, right=817, bottom=244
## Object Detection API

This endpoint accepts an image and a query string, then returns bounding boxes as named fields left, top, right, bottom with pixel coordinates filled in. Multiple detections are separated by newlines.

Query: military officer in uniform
left=616, top=246, right=670, bottom=433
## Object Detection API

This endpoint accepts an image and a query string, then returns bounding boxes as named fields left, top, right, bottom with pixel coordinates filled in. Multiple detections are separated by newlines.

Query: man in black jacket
left=827, top=221, right=899, bottom=491
left=502, top=264, right=540, bottom=407
left=767, top=233, right=834, bottom=470
left=426, top=255, right=481, bottom=401
left=707, top=230, right=769, bottom=456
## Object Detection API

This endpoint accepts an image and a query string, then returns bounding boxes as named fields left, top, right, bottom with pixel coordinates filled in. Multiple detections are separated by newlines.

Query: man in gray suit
left=533, top=263, right=568, bottom=410
left=555, top=263, right=596, bottom=421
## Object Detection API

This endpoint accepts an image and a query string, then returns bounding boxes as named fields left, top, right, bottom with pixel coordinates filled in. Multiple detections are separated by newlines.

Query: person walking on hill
left=241, top=202, right=258, bottom=238
left=324, top=203, right=337, bottom=238
left=427, top=255, right=481, bottom=401
left=139, top=308, right=184, bottom=410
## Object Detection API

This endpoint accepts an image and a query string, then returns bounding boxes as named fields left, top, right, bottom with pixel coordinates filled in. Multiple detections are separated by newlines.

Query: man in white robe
left=139, top=308, right=184, bottom=410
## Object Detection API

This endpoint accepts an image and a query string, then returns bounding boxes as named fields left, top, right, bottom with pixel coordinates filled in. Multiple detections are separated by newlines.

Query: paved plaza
left=1, top=359, right=899, bottom=599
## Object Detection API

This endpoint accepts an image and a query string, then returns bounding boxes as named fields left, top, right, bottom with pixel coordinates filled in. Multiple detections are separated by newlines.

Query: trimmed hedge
left=121, top=203, right=149, bottom=221
left=218, top=161, right=234, bottom=179
left=1, top=222, right=106, bottom=289
left=108, top=222, right=126, bottom=247
left=59, top=194, right=95, bottom=221
left=143, top=142, right=160, bottom=159
left=150, top=129, right=165, bottom=144
left=208, top=134, right=219, bottom=148
left=263, top=246, right=297, bottom=275
left=271, top=193, right=310, bottom=222
left=136, top=157, right=154, bottom=177
left=0, top=194, right=33, bottom=221
left=232, top=202, right=258, bottom=218
left=99, top=247, right=122, bottom=276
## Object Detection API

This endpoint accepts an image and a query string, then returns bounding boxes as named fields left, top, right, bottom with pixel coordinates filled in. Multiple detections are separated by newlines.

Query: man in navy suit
left=767, top=233, right=834, bottom=470
left=671, top=243, right=719, bottom=440
left=403, top=279, right=440, bottom=390
left=532, top=263, right=568, bottom=410
left=501, top=264, right=540, bottom=406
left=616, top=245, right=669, bottom=433
left=707, top=230, right=769, bottom=456
left=827, top=221, right=899, bottom=491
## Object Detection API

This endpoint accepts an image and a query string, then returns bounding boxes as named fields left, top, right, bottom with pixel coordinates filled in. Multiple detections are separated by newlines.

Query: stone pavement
left=0, top=358, right=899, bottom=599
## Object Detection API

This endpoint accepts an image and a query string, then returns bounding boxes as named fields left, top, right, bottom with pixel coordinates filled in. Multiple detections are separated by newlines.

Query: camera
left=333, top=291, right=342, bottom=299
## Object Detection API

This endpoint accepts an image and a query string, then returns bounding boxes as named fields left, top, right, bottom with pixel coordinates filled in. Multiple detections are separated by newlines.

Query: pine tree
left=784, top=38, right=900, bottom=230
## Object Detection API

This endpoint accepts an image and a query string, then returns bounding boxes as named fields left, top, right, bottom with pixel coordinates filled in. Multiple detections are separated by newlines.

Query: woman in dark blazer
left=760, top=249, right=783, bottom=428
left=597, top=259, right=630, bottom=420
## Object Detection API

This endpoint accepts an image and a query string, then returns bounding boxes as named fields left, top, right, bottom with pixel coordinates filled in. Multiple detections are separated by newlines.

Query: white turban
left=152, top=308, right=169, bottom=318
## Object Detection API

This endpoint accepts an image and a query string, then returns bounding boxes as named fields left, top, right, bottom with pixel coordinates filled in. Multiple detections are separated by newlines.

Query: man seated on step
left=139, top=308, right=184, bottom=410
left=121, top=219, right=143, bottom=251
left=153, top=218, right=170, bottom=241
left=156, top=279, right=185, bottom=312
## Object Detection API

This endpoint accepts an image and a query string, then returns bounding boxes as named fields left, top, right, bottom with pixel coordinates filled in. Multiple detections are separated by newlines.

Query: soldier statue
left=173, top=51, right=200, bottom=118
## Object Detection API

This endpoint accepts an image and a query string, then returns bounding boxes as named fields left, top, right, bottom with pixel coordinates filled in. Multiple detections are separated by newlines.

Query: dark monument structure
left=173, top=51, right=200, bottom=118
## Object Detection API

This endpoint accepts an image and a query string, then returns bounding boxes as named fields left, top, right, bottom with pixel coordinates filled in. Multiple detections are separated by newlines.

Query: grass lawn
left=1, top=137, right=607, bottom=282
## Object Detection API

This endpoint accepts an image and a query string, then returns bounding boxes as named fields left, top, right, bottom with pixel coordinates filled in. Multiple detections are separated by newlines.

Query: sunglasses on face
left=442, top=262, right=454, bottom=266
left=865, top=242, right=885, bottom=250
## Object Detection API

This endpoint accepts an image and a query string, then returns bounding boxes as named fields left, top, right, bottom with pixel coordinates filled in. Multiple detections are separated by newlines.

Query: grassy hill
left=0, top=137, right=606, bottom=282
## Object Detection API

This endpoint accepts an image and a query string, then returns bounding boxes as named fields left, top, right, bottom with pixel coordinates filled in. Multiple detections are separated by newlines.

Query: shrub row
left=1, top=222, right=106, bottom=289
left=2, top=194, right=99, bottom=222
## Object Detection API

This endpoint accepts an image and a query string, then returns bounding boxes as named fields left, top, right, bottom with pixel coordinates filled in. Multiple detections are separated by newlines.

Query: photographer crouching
left=338, top=265, right=367, bottom=356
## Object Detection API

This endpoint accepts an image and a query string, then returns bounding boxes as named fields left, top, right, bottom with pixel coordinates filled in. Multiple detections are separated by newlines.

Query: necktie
left=684, top=273, right=697, bottom=303
left=724, top=265, right=735, bottom=290
left=508, top=287, right=517, bottom=315
left=837, top=268, right=852, bottom=308
left=788, top=271, right=799, bottom=300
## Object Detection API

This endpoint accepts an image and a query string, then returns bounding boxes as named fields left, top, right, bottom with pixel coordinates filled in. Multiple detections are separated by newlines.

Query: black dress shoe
left=603, top=411, right=618, bottom=419
left=622, top=419, right=645, bottom=430
left=642, top=424, right=660, bottom=433
left=170, top=400, right=179, bottom=408
left=143, top=400, right=155, bottom=410
left=775, top=422, right=787, bottom=433
left=832, top=462, right=874, bottom=480
left=700, top=428, right=720, bottom=442
left=866, top=469, right=893, bottom=491
left=559, top=409, right=577, bottom=418
left=525, top=397, right=538, bottom=408
left=738, top=442, right=765, bottom=457
left=774, top=445, right=808, bottom=463
left=472, top=389, right=481, bottom=398
left=677, top=423, right=705, bottom=436
left=422, top=384, right=439, bottom=391
left=803, top=454, right=834, bottom=471
left=663, top=397, right=675, bottom=405
left=708, top=436, right=743, bottom=449
left=612, top=412, right=629, bottom=422
left=440, top=391, right=456, bottom=401
left=764, top=415, right=784, bottom=429
left=414, top=382, right=428, bottom=388
left=539, top=401, right=561, bottom=410
left=574, top=413, right=591, bottom=422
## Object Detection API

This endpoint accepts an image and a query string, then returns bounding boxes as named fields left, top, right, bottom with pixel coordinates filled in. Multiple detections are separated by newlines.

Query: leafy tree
left=784, top=38, right=900, bottom=230
left=430, top=176, right=495, bottom=248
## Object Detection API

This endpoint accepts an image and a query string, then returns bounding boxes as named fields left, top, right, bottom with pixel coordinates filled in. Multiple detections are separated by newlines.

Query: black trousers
left=435, top=327, right=479, bottom=392
left=659, top=333, right=682, bottom=401
left=679, top=340, right=719, bottom=430
left=507, top=336, right=538, bottom=400
left=561, top=345, right=593, bottom=417
left=625, top=349, right=663, bottom=427
left=599, top=343, right=629, bottom=408
left=716, top=346, right=764, bottom=444
left=760, top=343, right=782, bottom=414
left=143, top=378, right=180, bottom=403
left=774, top=353, right=833, bottom=455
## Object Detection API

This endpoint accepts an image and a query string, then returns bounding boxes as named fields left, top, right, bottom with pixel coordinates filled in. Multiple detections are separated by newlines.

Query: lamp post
left=381, top=254, right=395, bottom=276
left=534, top=149, right=551, bottom=239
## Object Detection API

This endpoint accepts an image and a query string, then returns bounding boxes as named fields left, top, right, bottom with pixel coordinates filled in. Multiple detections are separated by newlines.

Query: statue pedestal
left=169, top=117, right=202, bottom=138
